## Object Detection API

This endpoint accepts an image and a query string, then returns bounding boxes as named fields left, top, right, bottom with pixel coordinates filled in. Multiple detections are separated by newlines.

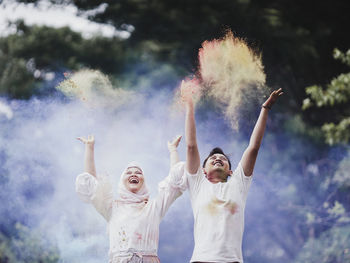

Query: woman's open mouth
left=128, top=177, right=139, bottom=184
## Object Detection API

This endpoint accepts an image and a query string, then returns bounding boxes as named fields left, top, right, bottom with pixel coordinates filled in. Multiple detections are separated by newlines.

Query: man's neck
left=206, top=171, right=228, bottom=184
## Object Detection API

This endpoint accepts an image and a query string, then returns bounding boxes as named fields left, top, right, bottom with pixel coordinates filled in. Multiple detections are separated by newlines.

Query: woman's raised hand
left=77, top=135, right=96, bottom=177
left=77, top=135, right=95, bottom=146
left=167, top=135, right=182, bottom=152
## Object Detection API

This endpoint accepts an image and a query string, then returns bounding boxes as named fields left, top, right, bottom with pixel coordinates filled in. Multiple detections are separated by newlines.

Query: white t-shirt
left=75, top=162, right=186, bottom=263
left=185, top=162, right=252, bottom=263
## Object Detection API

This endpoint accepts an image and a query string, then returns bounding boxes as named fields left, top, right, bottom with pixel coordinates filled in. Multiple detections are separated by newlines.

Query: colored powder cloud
left=172, top=77, right=202, bottom=113
left=198, top=30, right=267, bottom=129
left=0, top=100, right=14, bottom=119
left=56, top=69, right=135, bottom=109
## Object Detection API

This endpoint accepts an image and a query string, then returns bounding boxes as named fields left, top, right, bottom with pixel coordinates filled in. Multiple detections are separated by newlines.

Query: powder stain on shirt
left=225, top=201, right=238, bottom=214
left=135, top=232, right=142, bottom=241
left=118, top=228, right=129, bottom=248
left=206, top=201, right=218, bottom=215
left=205, top=196, right=225, bottom=215
left=205, top=196, right=238, bottom=215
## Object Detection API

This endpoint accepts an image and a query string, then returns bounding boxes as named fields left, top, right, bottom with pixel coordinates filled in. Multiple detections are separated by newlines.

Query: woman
left=75, top=135, right=184, bottom=263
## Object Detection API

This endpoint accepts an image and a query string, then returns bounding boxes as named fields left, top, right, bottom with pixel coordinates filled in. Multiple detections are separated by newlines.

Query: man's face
left=203, top=153, right=232, bottom=183
left=123, top=167, right=145, bottom=193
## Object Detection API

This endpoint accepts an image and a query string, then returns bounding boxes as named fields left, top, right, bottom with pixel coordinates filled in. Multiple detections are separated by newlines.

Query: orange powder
left=198, top=30, right=266, bottom=129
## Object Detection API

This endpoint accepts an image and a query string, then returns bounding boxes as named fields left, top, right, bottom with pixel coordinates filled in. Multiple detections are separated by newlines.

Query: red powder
left=135, top=232, right=142, bottom=241
left=225, top=201, right=238, bottom=214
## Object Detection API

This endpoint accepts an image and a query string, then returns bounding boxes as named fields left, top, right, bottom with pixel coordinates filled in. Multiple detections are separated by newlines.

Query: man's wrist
left=262, top=104, right=271, bottom=110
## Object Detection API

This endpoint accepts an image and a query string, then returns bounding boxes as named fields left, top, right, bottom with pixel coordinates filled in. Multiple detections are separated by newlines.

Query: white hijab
left=117, top=161, right=150, bottom=204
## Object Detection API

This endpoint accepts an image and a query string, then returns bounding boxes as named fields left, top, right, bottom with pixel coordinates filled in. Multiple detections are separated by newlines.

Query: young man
left=183, top=84, right=283, bottom=263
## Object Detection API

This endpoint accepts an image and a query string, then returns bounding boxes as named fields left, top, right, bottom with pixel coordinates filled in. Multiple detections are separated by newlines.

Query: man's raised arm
left=182, top=80, right=200, bottom=174
left=241, top=88, right=283, bottom=176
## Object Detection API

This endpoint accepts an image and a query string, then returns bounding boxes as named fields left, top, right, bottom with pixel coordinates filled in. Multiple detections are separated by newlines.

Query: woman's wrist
left=168, top=148, right=177, bottom=153
left=86, top=143, right=95, bottom=149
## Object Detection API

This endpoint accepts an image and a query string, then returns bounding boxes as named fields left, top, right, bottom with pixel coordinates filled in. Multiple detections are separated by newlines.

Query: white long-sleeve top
left=75, top=162, right=186, bottom=263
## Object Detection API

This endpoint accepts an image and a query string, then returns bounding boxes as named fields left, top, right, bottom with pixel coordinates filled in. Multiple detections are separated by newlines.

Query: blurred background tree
left=1, top=0, right=350, bottom=262
left=303, top=48, right=350, bottom=145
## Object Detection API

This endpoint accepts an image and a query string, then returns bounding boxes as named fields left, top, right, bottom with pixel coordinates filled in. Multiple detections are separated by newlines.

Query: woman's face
left=123, top=167, right=145, bottom=193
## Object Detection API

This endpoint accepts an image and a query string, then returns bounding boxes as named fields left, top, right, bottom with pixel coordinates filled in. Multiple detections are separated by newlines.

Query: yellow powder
left=198, top=30, right=266, bottom=129
left=56, top=69, right=134, bottom=108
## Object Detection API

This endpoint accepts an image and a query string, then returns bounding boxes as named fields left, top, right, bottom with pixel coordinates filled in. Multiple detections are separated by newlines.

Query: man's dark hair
left=202, top=147, right=232, bottom=169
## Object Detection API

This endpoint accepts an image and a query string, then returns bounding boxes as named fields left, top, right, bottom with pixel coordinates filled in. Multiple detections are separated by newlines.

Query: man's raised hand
left=263, top=88, right=283, bottom=109
left=180, top=79, right=202, bottom=107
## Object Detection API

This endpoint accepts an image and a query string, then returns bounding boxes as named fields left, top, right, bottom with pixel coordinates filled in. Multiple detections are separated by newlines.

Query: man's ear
left=228, top=170, right=233, bottom=175
left=203, top=168, right=209, bottom=179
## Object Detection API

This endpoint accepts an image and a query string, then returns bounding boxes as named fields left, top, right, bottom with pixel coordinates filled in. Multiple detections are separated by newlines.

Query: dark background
left=0, top=0, right=350, bottom=262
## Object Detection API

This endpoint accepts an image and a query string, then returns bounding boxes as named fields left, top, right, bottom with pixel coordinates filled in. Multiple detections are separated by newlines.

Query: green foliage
left=0, top=223, right=59, bottom=263
left=295, top=225, right=350, bottom=263
left=322, top=118, right=350, bottom=145
left=333, top=151, right=350, bottom=189
left=298, top=48, right=350, bottom=263
left=283, top=115, right=324, bottom=143
left=0, top=56, right=36, bottom=99
left=0, top=21, right=127, bottom=98
left=0, top=232, right=16, bottom=262
left=2, top=1, right=350, bottom=262
left=334, top=49, right=350, bottom=65
left=7, top=0, right=350, bottom=109
left=303, top=49, right=350, bottom=109
left=303, top=49, right=350, bottom=145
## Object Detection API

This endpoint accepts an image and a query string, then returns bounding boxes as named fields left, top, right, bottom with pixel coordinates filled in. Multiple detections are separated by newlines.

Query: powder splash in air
left=0, top=100, right=13, bottom=119
left=198, top=30, right=266, bottom=129
left=56, top=69, right=134, bottom=108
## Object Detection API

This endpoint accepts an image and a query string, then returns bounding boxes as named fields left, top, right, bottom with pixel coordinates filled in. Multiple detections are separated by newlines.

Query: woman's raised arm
left=168, top=135, right=182, bottom=168
left=77, top=135, right=96, bottom=177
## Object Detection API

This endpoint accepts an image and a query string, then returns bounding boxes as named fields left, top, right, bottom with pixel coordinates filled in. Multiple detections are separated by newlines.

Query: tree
left=303, top=49, right=350, bottom=145
left=36, top=0, right=350, bottom=111
left=0, top=223, right=59, bottom=263
left=0, top=21, right=127, bottom=98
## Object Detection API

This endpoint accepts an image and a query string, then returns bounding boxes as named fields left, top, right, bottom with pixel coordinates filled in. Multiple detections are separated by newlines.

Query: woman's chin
left=128, top=185, right=141, bottom=193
